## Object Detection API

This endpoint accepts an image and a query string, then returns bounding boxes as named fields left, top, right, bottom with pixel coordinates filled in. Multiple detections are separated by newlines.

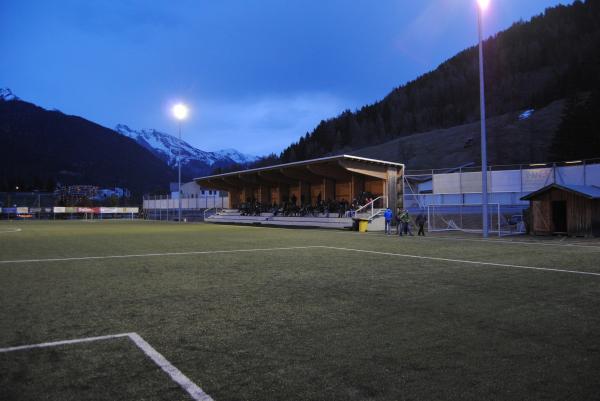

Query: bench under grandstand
left=204, top=208, right=361, bottom=229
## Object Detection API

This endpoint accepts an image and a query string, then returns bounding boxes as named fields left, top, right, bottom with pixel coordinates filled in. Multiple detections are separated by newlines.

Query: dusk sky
left=1, top=0, right=571, bottom=156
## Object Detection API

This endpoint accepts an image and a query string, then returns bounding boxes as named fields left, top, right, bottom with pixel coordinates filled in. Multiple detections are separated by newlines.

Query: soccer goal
left=426, top=203, right=526, bottom=237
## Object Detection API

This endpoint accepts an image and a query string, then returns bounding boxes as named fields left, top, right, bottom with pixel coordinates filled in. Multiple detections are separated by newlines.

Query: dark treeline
left=0, top=100, right=176, bottom=194
left=269, top=0, right=599, bottom=165
left=550, top=89, right=600, bottom=161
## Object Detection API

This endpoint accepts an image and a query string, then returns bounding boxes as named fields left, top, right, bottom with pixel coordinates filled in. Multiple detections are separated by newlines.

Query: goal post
left=426, top=203, right=526, bottom=237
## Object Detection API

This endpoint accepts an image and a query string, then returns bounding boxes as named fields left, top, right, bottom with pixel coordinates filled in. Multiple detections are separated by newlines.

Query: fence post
left=520, top=164, right=523, bottom=196
left=497, top=204, right=501, bottom=237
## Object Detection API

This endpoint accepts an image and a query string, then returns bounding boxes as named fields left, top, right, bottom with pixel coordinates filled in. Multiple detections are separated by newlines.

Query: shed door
left=552, top=201, right=567, bottom=234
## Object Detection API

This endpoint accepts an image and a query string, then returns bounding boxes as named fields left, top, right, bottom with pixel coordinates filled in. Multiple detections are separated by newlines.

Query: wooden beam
left=222, top=176, right=248, bottom=189
left=258, top=170, right=297, bottom=185
left=280, top=167, right=322, bottom=183
left=238, top=173, right=265, bottom=187
left=196, top=178, right=237, bottom=192
left=338, top=160, right=388, bottom=180
left=307, top=163, right=351, bottom=181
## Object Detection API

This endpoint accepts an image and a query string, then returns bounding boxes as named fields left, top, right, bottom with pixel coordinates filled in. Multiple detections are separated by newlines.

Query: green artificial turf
left=1, top=220, right=599, bottom=400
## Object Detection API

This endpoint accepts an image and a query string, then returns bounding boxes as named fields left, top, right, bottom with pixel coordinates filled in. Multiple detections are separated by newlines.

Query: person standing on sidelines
left=399, top=209, right=413, bottom=236
left=415, top=212, right=427, bottom=236
left=384, top=208, right=393, bottom=235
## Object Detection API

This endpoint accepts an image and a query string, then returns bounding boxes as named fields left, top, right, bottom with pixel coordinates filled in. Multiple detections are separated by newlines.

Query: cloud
left=186, top=92, right=347, bottom=156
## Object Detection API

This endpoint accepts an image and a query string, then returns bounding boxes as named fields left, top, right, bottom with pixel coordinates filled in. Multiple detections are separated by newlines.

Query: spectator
left=384, top=208, right=393, bottom=235
left=415, top=212, right=427, bottom=236
left=399, top=209, right=413, bottom=237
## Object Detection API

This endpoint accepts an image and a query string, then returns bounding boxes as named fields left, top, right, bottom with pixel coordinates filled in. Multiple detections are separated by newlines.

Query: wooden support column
left=386, top=167, right=398, bottom=217
left=299, top=181, right=311, bottom=205
left=351, top=174, right=364, bottom=201
left=228, top=189, right=241, bottom=208
left=259, top=185, right=269, bottom=204
left=278, top=184, right=289, bottom=203
left=323, top=178, right=335, bottom=201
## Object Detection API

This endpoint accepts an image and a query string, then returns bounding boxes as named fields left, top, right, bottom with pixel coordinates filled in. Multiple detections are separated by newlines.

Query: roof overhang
left=195, top=155, right=404, bottom=189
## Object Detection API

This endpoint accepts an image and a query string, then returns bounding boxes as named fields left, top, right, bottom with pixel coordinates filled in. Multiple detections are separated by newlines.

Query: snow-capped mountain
left=213, top=148, right=259, bottom=165
left=115, top=124, right=258, bottom=177
left=0, top=88, right=19, bottom=101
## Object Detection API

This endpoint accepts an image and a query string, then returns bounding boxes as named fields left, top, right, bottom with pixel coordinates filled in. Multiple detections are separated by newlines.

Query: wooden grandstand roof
left=195, top=155, right=404, bottom=190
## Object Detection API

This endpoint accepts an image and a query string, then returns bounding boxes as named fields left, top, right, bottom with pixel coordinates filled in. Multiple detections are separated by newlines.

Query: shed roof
left=521, top=184, right=600, bottom=200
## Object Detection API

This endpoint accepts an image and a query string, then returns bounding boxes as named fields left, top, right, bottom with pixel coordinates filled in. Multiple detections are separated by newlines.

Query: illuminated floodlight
left=478, top=0, right=490, bottom=11
left=172, top=103, right=189, bottom=120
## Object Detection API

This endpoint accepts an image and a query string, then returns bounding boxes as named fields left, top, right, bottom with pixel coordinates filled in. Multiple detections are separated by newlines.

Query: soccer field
left=1, top=221, right=599, bottom=401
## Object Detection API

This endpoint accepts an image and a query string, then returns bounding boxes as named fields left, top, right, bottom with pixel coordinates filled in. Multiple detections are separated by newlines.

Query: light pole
left=477, top=0, right=490, bottom=238
left=172, top=103, right=189, bottom=223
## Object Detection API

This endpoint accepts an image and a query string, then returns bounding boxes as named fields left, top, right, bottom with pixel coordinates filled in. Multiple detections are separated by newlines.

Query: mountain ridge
left=0, top=90, right=257, bottom=193
left=114, top=124, right=258, bottom=178
left=0, top=94, right=175, bottom=194
left=276, top=0, right=600, bottom=166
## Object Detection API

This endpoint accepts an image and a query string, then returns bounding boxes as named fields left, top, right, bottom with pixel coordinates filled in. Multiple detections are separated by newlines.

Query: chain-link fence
left=142, top=194, right=229, bottom=222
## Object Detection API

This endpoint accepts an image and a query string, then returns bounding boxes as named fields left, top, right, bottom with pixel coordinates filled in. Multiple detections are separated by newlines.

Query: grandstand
left=195, top=155, right=404, bottom=230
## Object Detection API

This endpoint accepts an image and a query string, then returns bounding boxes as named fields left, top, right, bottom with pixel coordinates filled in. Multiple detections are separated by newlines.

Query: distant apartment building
left=55, top=184, right=130, bottom=205
left=169, top=181, right=222, bottom=199
left=55, top=185, right=98, bottom=204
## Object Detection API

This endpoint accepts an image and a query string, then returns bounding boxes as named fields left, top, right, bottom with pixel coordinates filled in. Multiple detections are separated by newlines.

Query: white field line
left=0, top=228, right=22, bottom=234
left=1, top=244, right=598, bottom=277
left=418, top=234, right=600, bottom=250
left=223, top=223, right=600, bottom=250
left=128, top=333, right=213, bottom=401
left=336, top=230, right=600, bottom=250
left=321, top=246, right=600, bottom=277
left=0, top=332, right=213, bottom=401
left=0, top=333, right=130, bottom=353
left=0, top=246, right=324, bottom=265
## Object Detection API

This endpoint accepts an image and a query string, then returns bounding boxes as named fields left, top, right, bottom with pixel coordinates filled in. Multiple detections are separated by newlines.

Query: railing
left=403, top=156, right=600, bottom=209
left=353, top=196, right=387, bottom=221
left=203, top=207, right=223, bottom=220
left=404, top=157, right=600, bottom=176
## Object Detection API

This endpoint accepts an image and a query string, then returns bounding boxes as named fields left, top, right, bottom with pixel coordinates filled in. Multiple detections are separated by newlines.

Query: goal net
left=426, top=204, right=526, bottom=237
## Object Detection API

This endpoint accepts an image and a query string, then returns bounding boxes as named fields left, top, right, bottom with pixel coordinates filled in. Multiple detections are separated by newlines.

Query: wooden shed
left=521, top=184, right=600, bottom=237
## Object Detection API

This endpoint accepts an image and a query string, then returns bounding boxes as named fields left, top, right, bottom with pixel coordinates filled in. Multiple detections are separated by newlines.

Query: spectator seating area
left=205, top=193, right=388, bottom=230
left=205, top=208, right=355, bottom=229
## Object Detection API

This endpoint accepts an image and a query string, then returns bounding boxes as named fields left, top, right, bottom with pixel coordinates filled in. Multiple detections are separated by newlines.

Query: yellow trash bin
left=358, top=219, right=369, bottom=233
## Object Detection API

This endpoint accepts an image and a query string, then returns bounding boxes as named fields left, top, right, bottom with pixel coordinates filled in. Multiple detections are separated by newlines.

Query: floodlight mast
left=477, top=0, right=490, bottom=238
left=172, top=103, right=189, bottom=223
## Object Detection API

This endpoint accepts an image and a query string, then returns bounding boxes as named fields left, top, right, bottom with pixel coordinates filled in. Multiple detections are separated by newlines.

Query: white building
left=169, top=181, right=221, bottom=199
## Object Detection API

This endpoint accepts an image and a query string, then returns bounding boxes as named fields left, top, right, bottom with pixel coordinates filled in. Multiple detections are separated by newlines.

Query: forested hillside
left=277, top=0, right=600, bottom=164
left=0, top=99, right=175, bottom=194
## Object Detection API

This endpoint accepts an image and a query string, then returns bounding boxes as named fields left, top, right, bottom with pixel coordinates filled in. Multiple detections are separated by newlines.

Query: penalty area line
left=0, top=332, right=213, bottom=401
left=321, top=246, right=600, bottom=277
left=0, top=228, right=22, bottom=234
left=1, top=244, right=597, bottom=277
left=0, top=246, right=324, bottom=265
